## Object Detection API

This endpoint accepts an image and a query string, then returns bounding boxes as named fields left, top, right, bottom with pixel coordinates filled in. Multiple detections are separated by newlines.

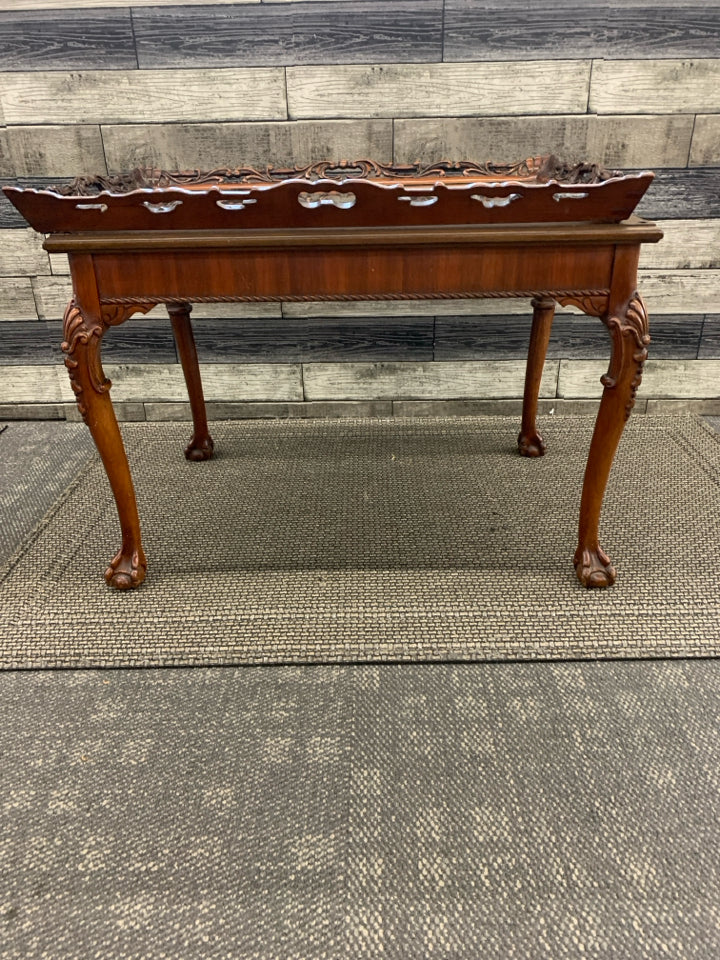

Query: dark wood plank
left=191, top=316, right=434, bottom=362
left=46, top=319, right=179, bottom=364
left=636, top=169, right=720, bottom=220
left=697, top=316, right=720, bottom=359
left=0, top=321, right=57, bottom=364
left=0, top=10, right=136, bottom=71
left=444, top=2, right=607, bottom=61
left=605, top=4, right=720, bottom=59
left=444, top=1, right=720, bottom=61
left=133, top=0, right=442, bottom=68
left=435, top=314, right=704, bottom=360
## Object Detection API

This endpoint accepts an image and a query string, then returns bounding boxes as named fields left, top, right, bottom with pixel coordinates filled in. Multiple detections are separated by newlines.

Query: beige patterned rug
left=1, top=415, right=719, bottom=669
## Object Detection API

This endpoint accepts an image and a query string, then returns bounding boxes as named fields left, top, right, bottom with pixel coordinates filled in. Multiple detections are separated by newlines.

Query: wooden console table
left=4, top=157, right=663, bottom=590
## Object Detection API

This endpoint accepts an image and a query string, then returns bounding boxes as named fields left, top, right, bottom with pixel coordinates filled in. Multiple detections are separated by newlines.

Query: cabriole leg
left=575, top=292, right=650, bottom=588
left=518, top=296, right=555, bottom=457
left=168, top=303, right=214, bottom=461
left=63, top=299, right=147, bottom=589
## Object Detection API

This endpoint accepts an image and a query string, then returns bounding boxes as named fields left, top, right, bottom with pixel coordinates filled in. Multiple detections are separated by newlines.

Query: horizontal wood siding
left=0, top=10, right=136, bottom=71
left=132, top=1, right=443, bottom=68
left=286, top=62, right=591, bottom=119
left=394, top=115, right=695, bottom=169
left=0, top=1, right=718, bottom=406
left=590, top=59, right=720, bottom=114
left=0, top=69, right=287, bottom=124
left=101, top=120, right=393, bottom=174
left=445, top=2, right=720, bottom=61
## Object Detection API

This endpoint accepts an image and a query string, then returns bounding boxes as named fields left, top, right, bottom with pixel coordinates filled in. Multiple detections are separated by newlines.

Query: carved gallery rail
left=3, top=158, right=663, bottom=590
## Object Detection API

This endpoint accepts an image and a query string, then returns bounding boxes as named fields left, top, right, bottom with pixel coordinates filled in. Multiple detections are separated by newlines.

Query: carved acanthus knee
left=62, top=299, right=153, bottom=421
left=600, top=293, right=650, bottom=420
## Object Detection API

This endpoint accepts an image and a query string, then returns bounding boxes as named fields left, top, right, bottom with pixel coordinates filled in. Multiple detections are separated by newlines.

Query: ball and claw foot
left=518, top=430, right=546, bottom=458
left=574, top=546, right=617, bottom=589
left=184, top=435, right=214, bottom=462
left=105, top=548, right=147, bottom=590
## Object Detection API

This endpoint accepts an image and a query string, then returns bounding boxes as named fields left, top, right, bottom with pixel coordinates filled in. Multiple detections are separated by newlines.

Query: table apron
left=86, top=244, right=618, bottom=303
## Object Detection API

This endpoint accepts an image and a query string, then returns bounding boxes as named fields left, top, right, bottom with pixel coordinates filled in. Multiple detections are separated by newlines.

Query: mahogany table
left=4, top=157, right=663, bottom=590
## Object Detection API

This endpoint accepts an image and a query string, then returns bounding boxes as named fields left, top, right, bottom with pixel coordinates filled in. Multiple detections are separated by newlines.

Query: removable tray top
left=3, top=156, right=654, bottom=234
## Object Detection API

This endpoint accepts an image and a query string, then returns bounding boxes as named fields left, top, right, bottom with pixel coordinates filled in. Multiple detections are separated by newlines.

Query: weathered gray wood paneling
left=102, top=119, right=392, bottom=173
left=590, top=59, right=720, bottom=114
left=434, top=314, right=704, bottom=361
left=0, top=321, right=60, bottom=364
left=639, top=270, right=720, bottom=315
left=133, top=1, right=443, bottom=68
left=560, top=358, right=720, bottom=400
left=636, top=169, right=720, bottom=219
left=287, top=61, right=591, bottom=119
left=0, top=10, right=136, bottom=71
left=393, top=115, right=694, bottom=169
left=0, top=278, right=37, bottom=321
left=0, top=228, right=49, bottom=277
left=93, top=363, right=304, bottom=403
left=0, top=364, right=64, bottom=403
left=5, top=357, right=720, bottom=406
left=303, top=360, right=559, bottom=400
left=444, top=2, right=720, bottom=61
left=639, top=221, right=720, bottom=269
left=698, top=316, right=720, bottom=359
left=4, top=126, right=106, bottom=178
left=30, top=276, right=70, bottom=321
left=0, top=69, right=287, bottom=124
left=0, top=130, right=12, bottom=178
left=191, top=316, right=434, bottom=362
left=690, top=116, right=720, bottom=166
left=1, top=312, right=706, bottom=366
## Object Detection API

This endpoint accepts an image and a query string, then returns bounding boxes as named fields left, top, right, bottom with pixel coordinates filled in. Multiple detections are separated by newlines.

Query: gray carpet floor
left=2, top=660, right=719, bottom=960
left=1, top=419, right=720, bottom=958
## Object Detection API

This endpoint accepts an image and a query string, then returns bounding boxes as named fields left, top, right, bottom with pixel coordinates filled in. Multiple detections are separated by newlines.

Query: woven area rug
left=1, top=415, right=719, bottom=669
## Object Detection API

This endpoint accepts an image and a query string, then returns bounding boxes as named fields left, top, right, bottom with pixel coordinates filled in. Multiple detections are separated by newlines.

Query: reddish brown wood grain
left=6, top=162, right=665, bottom=591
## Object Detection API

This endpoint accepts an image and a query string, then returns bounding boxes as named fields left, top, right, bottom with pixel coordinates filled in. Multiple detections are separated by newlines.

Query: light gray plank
left=302, top=360, right=559, bottom=400
left=394, top=114, right=694, bottom=169
left=639, top=269, right=720, bottom=314
left=283, top=300, right=542, bottom=319
left=0, top=277, right=37, bottom=320
left=48, top=252, right=69, bottom=276
left=0, top=401, right=65, bottom=419
left=287, top=61, right=591, bottom=119
left=0, top=363, right=63, bottom=403
left=6, top=125, right=106, bottom=177
left=0, top=69, right=287, bottom=125
left=0, top=129, right=12, bottom=177
left=57, top=363, right=304, bottom=403
left=639, top=221, right=720, bottom=270
left=559, top=358, right=720, bottom=400
left=102, top=119, right=392, bottom=174
left=0, top=227, right=49, bottom=276
left=689, top=115, right=720, bottom=167
left=31, top=275, right=70, bottom=320
left=647, top=399, right=720, bottom=415
left=590, top=59, right=720, bottom=114
left=191, top=303, right=283, bottom=320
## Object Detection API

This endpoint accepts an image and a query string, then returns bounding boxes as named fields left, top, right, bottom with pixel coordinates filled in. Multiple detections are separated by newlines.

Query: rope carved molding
left=63, top=289, right=650, bottom=423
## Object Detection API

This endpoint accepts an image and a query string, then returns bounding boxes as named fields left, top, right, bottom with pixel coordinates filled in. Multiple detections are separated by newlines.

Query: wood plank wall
left=0, top=0, right=719, bottom=419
